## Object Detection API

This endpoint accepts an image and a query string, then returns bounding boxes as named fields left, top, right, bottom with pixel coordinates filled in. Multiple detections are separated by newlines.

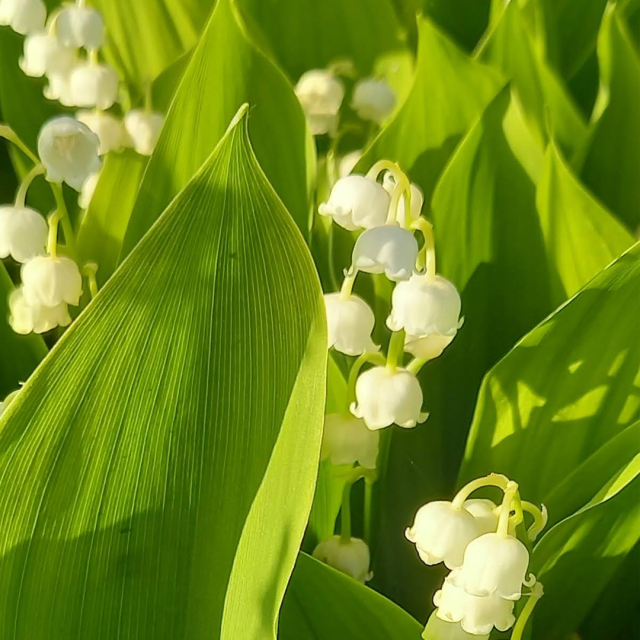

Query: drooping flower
left=321, top=414, right=379, bottom=469
left=450, top=532, right=532, bottom=600
left=324, top=292, right=377, bottom=356
left=351, top=77, right=396, bottom=124
left=383, top=172, right=424, bottom=221
left=463, top=499, right=499, bottom=536
left=422, top=612, right=489, bottom=640
left=434, top=575, right=516, bottom=635
left=351, top=366, right=427, bottom=430
left=55, top=4, right=104, bottom=49
left=19, top=31, right=76, bottom=78
left=37, top=116, right=101, bottom=190
left=338, top=150, right=362, bottom=178
left=404, top=332, right=455, bottom=360
left=9, top=286, right=71, bottom=334
left=405, top=501, right=481, bottom=570
left=78, top=171, right=99, bottom=209
left=44, top=72, right=75, bottom=106
left=294, top=69, right=345, bottom=136
left=319, top=175, right=390, bottom=231
left=351, top=225, right=418, bottom=281
left=69, top=63, right=119, bottom=110
left=124, top=110, right=164, bottom=156
left=21, top=254, right=83, bottom=307
left=76, top=110, right=126, bottom=155
left=312, top=535, right=373, bottom=583
left=0, top=0, right=46, bottom=35
left=0, top=205, right=48, bottom=263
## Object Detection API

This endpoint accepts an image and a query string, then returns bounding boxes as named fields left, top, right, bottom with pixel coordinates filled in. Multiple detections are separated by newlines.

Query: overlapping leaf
left=0, top=107, right=327, bottom=640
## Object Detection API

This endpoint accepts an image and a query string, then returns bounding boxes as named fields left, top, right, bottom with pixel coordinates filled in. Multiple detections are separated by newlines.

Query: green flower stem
left=50, top=183, right=78, bottom=260
left=47, top=211, right=62, bottom=257
left=365, top=159, right=398, bottom=181
left=412, top=217, right=436, bottom=277
left=497, top=481, right=519, bottom=537
left=340, top=271, right=357, bottom=298
left=345, top=351, right=385, bottom=413
left=522, top=501, right=548, bottom=541
left=83, top=263, right=99, bottom=299
left=451, top=473, right=510, bottom=509
left=406, top=357, right=427, bottom=375
left=0, top=124, right=39, bottom=164
left=511, top=582, right=544, bottom=640
left=14, top=163, right=45, bottom=208
left=363, top=478, right=373, bottom=543
left=386, top=330, right=406, bottom=372
left=340, top=480, right=353, bottom=542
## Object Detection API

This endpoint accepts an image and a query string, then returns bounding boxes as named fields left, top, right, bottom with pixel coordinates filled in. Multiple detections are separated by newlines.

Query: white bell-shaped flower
left=38, top=116, right=101, bottom=190
left=55, top=4, right=104, bottom=49
left=388, top=274, right=461, bottom=336
left=78, top=171, right=99, bottom=209
left=322, top=414, right=379, bottom=469
left=76, top=110, right=126, bottom=155
left=0, top=205, right=48, bottom=263
left=19, top=31, right=76, bottom=78
left=351, top=366, right=427, bottom=430
left=124, top=110, right=164, bottom=156
left=312, top=535, right=373, bottom=583
left=0, top=0, right=46, bottom=34
left=463, top=499, right=499, bottom=536
left=423, top=612, right=489, bottom=640
left=44, top=71, right=75, bottom=106
left=382, top=173, right=424, bottom=221
left=69, top=63, right=119, bottom=110
left=351, top=77, right=396, bottom=124
left=339, top=150, right=362, bottom=178
left=9, top=287, right=71, bottom=334
left=324, top=292, right=377, bottom=356
left=352, top=225, right=418, bottom=282
left=434, top=575, right=516, bottom=635
left=319, top=175, right=390, bottom=231
left=404, top=333, right=455, bottom=360
left=21, top=255, right=83, bottom=307
left=295, top=69, right=344, bottom=136
left=451, top=532, right=531, bottom=600
left=406, top=501, right=481, bottom=570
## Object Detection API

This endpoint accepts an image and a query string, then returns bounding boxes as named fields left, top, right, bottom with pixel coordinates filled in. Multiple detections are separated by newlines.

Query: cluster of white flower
left=295, top=67, right=397, bottom=137
left=0, top=0, right=167, bottom=335
left=407, top=474, right=547, bottom=639
left=311, top=159, right=463, bottom=583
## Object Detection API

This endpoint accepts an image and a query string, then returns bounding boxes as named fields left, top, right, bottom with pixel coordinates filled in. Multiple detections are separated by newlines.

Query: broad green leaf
left=0, top=264, right=47, bottom=397
left=94, top=0, right=211, bottom=88
left=358, top=17, right=502, bottom=202
left=77, top=150, right=148, bottom=285
left=121, top=0, right=313, bottom=259
left=579, top=6, right=640, bottom=231
left=279, top=553, right=423, bottom=640
left=536, top=143, right=634, bottom=304
left=0, top=107, right=327, bottom=639
left=460, top=243, right=640, bottom=501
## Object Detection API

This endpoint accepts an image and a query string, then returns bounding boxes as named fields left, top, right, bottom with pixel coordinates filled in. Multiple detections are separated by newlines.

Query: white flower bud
left=423, top=612, right=489, bottom=640
left=406, top=501, right=481, bottom=570
left=322, top=414, right=379, bottom=468
left=0, top=205, right=48, bottom=263
left=351, top=77, right=396, bottom=124
left=451, top=532, right=532, bottom=600
left=69, top=63, right=119, bottom=110
left=351, top=366, right=427, bottom=430
left=319, top=175, right=390, bottom=231
left=9, top=286, right=71, bottom=334
left=38, top=116, right=101, bottom=191
left=21, top=255, right=83, bottom=307
left=19, top=31, right=76, bottom=78
left=463, top=499, right=499, bottom=536
left=434, top=576, right=516, bottom=635
left=55, top=5, right=104, bottom=49
left=295, top=69, right=344, bottom=136
left=338, top=150, right=362, bottom=178
left=352, top=225, right=418, bottom=282
left=76, top=110, right=126, bottom=155
left=382, top=173, right=423, bottom=221
left=388, top=274, right=461, bottom=336
left=124, top=110, right=164, bottom=156
left=324, top=292, right=377, bottom=356
left=0, top=0, right=46, bottom=35
left=78, top=171, right=99, bottom=209
left=312, top=535, right=373, bottom=583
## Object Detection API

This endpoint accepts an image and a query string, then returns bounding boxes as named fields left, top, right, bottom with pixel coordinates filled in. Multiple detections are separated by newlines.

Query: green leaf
left=460, top=243, right=640, bottom=502
left=422, top=0, right=491, bottom=52
left=0, top=264, right=47, bottom=397
left=279, top=553, right=423, bottom=640
left=536, top=143, right=634, bottom=303
left=77, top=150, right=148, bottom=286
left=579, top=6, right=640, bottom=231
left=0, top=106, right=327, bottom=639
left=121, top=0, right=313, bottom=260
